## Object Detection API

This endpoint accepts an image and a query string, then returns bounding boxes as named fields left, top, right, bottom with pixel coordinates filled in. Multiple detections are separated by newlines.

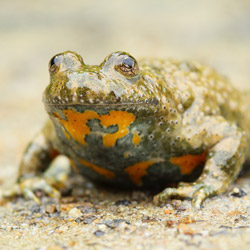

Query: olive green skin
left=16, top=51, right=250, bottom=207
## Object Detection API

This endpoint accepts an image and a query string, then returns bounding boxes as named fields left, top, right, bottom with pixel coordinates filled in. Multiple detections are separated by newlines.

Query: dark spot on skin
left=148, top=135, right=154, bottom=140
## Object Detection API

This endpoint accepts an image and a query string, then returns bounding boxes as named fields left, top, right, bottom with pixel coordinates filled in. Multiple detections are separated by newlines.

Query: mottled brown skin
left=4, top=51, right=250, bottom=208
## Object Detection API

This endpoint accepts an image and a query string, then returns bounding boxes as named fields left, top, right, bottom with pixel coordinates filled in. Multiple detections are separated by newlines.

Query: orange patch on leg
left=170, top=151, right=207, bottom=175
left=80, top=159, right=115, bottom=179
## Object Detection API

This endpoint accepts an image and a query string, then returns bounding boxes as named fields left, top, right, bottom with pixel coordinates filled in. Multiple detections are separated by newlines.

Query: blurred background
left=1, top=0, right=250, bottom=186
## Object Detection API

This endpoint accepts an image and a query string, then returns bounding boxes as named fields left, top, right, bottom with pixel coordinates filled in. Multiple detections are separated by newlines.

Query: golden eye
left=114, top=53, right=139, bottom=77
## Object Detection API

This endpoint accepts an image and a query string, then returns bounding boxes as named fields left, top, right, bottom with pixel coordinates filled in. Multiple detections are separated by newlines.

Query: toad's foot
left=3, top=177, right=61, bottom=205
left=155, top=119, right=247, bottom=209
left=3, top=156, right=71, bottom=204
left=153, top=181, right=221, bottom=209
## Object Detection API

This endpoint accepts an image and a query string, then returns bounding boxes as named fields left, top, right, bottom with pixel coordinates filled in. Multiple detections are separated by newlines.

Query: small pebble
left=75, top=217, right=83, bottom=224
left=97, top=224, right=106, bottom=231
left=165, top=220, right=175, bottom=227
left=142, top=216, right=151, bottom=222
left=176, top=204, right=186, bottom=211
left=170, top=199, right=182, bottom=208
left=46, top=246, right=64, bottom=250
left=179, top=216, right=195, bottom=224
left=45, top=205, right=57, bottom=214
left=20, top=223, right=29, bottom=228
left=78, top=205, right=97, bottom=214
left=84, top=215, right=96, bottom=224
left=30, top=205, right=41, bottom=214
left=219, top=225, right=232, bottom=229
left=164, top=209, right=172, bottom=214
left=230, top=188, right=247, bottom=198
left=177, top=223, right=197, bottom=235
left=104, top=219, right=125, bottom=229
left=68, top=207, right=82, bottom=218
left=115, top=199, right=131, bottom=206
left=94, top=230, right=105, bottom=237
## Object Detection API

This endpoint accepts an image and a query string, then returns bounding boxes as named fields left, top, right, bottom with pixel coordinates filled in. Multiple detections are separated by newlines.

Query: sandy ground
left=0, top=0, right=250, bottom=249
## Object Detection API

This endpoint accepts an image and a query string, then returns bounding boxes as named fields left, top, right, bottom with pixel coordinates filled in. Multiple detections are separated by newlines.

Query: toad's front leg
left=154, top=116, right=247, bottom=209
left=3, top=121, right=69, bottom=204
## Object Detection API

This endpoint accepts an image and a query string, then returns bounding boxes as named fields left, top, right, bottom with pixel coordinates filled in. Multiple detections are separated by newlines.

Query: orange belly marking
left=54, top=110, right=98, bottom=145
left=80, top=159, right=115, bottom=179
left=54, top=109, right=136, bottom=147
left=132, top=132, right=141, bottom=146
left=125, top=160, right=155, bottom=186
left=170, top=151, right=207, bottom=175
left=100, top=110, right=135, bottom=147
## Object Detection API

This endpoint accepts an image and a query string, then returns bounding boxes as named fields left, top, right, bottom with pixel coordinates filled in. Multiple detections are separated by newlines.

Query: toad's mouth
left=43, top=95, right=159, bottom=107
left=44, top=102, right=158, bottom=107
left=42, top=84, right=160, bottom=107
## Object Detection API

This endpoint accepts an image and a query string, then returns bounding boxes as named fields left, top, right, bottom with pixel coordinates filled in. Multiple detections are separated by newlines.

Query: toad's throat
left=54, top=109, right=141, bottom=147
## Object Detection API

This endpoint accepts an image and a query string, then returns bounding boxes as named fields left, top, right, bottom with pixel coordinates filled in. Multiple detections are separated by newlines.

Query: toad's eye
left=114, top=53, right=139, bottom=77
left=49, top=55, right=61, bottom=74
left=48, top=51, right=84, bottom=75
